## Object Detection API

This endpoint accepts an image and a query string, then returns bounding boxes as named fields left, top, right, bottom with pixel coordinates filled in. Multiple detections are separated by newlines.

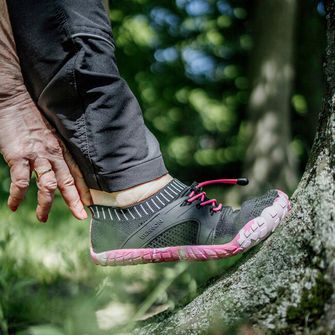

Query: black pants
left=6, top=0, right=167, bottom=192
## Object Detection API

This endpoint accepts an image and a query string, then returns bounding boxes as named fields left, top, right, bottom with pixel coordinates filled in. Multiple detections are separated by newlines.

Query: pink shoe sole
left=90, top=190, right=291, bottom=266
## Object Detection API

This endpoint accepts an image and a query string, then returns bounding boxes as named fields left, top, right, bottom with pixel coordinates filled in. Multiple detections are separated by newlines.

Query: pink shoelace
left=187, top=178, right=249, bottom=212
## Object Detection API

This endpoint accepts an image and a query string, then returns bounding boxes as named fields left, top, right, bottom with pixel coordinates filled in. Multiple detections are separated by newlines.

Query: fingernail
left=40, top=216, right=48, bottom=223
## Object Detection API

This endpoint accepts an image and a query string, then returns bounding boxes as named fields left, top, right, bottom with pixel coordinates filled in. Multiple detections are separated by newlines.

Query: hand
left=0, top=90, right=92, bottom=222
left=0, top=1, right=92, bottom=222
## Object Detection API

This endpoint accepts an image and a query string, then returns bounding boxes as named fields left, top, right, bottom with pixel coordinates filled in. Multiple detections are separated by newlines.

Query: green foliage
left=111, top=0, right=251, bottom=182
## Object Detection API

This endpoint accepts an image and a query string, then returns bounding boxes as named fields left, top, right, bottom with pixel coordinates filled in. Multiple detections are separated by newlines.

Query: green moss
left=286, top=273, right=333, bottom=326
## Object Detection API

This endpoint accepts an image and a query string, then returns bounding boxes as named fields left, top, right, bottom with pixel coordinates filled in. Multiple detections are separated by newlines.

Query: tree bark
left=133, top=1, right=335, bottom=334
left=294, top=0, right=325, bottom=147
left=241, top=0, right=298, bottom=198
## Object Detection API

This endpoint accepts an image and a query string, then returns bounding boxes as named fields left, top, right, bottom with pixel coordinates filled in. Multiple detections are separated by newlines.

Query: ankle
left=90, top=174, right=173, bottom=207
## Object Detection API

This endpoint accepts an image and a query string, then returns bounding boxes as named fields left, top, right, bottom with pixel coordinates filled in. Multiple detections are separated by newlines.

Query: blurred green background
left=0, top=0, right=325, bottom=334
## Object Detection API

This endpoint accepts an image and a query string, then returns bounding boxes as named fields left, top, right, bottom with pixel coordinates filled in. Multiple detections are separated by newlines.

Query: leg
left=6, top=0, right=168, bottom=200
left=6, top=0, right=291, bottom=266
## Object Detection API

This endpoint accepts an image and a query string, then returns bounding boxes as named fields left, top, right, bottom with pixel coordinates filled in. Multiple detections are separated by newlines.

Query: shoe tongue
left=179, top=181, right=208, bottom=199
left=178, top=181, right=202, bottom=198
left=178, top=185, right=193, bottom=198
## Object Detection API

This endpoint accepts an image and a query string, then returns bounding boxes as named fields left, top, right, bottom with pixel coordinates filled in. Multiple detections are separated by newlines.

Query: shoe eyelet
left=196, top=203, right=201, bottom=209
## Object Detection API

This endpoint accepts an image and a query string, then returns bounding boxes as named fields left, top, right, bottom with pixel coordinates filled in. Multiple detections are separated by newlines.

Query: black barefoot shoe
left=89, top=179, right=291, bottom=266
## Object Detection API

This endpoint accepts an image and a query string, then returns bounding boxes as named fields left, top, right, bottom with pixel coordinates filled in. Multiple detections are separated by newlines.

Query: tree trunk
left=133, top=1, right=335, bottom=334
left=294, top=0, right=325, bottom=147
left=241, top=0, right=298, bottom=198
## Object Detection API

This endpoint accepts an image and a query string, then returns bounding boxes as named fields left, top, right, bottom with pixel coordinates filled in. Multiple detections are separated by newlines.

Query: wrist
left=0, top=84, right=31, bottom=110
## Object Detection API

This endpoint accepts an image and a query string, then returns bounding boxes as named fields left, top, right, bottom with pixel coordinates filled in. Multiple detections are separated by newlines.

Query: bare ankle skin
left=90, top=174, right=173, bottom=207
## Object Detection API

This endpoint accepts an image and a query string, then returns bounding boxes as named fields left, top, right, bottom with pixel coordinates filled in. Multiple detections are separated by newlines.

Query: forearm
left=0, top=0, right=48, bottom=159
left=0, top=0, right=29, bottom=108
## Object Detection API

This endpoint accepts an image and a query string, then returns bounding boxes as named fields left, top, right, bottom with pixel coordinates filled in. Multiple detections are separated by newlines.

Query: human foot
left=90, top=174, right=173, bottom=207
left=89, top=178, right=291, bottom=266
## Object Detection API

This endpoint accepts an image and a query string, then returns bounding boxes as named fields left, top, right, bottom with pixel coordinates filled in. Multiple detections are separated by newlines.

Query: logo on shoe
left=140, top=219, right=163, bottom=240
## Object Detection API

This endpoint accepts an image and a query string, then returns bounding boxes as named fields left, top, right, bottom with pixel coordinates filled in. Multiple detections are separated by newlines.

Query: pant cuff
left=88, top=155, right=168, bottom=192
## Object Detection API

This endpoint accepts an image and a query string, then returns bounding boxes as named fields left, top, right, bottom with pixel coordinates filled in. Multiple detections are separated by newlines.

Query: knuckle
left=8, top=152, right=28, bottom=163
left=22, top=139, right=42, bottom=158
left=61, top=176, right=75, bottom=188
left=42, top=180, right=57, bottom=192
left=9, top=194, right=22, bottom=202
left=12, top=179, right=29, bottom=191
left=46, top=138, right=62, bottom=156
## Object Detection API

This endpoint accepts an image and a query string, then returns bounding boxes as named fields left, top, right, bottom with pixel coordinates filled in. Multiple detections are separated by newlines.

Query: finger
left=48, top=133, right=92, bottom=207
left=51, top=158, right=87, bottom=220
left=8, top=159, right=30, bottom=211
left=69, top=167, right=92, bottom=206
left=62, top=146, right=92, bottom=206
left=34, top=159, right=57, bottom=222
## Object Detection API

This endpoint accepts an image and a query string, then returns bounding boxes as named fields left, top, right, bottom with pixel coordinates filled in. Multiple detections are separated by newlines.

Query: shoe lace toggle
left=187, top=178, right=249, bottom=212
